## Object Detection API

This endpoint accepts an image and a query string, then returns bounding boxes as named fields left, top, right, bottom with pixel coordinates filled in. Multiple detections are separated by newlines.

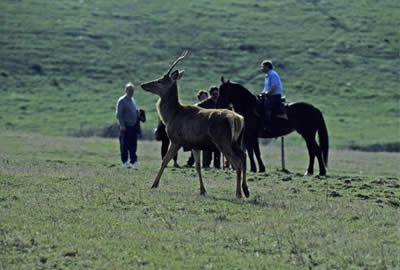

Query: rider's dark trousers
left=264, top=94, right=282, bottom=127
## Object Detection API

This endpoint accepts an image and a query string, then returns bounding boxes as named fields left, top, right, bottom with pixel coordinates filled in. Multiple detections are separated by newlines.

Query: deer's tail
left=230, top=115, right=245, bottom=143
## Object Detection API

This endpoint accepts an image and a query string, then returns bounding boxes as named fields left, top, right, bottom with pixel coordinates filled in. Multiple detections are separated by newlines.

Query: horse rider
left=260, top=60, right=283, bottom=132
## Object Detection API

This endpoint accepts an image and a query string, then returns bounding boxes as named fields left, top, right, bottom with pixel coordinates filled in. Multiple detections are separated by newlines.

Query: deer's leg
left=193, top=150, right=206, bottom=195
left=151, top=143, right=181, bottom=189
left=234, top=143, right=249, bottom=198
left=220, top=148, right=243, bottom=199
left=241, top=151, right=249, bottom=198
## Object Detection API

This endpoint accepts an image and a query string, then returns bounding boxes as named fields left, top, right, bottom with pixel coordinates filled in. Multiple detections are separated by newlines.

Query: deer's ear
left=171, top=70, right=184, bottom=81
left=177, top=70, right=184, bottom=80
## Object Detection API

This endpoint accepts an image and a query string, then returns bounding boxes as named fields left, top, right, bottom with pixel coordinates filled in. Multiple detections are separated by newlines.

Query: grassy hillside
left=1, top=130, right=399, bottom=269
left=0, top=0, right=399, bottom=147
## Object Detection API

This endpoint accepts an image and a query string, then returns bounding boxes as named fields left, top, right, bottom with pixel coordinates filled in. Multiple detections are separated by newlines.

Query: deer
left=140, top=52, right=249, bottom=199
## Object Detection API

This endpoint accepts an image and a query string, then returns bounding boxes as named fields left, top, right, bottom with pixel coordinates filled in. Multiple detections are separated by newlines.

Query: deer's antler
left=166, top=51, right=188, bottom=76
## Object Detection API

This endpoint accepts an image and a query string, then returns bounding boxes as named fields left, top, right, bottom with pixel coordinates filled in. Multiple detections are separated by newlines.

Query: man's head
left=209, top=86, right=219, bottom=101
left=197, top=90, right=208, bottom=102
left=261, top=60, right=273, bottom=73
left=125, top=82, right=134, bottom=97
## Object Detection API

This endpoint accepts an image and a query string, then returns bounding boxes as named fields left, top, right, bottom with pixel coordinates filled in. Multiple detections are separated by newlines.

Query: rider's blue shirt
left=262, top=70, right=282, bottom=96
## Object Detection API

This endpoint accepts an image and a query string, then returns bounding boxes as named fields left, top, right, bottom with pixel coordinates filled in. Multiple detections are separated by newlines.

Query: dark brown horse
left=217, top=77, right=329, bottom=176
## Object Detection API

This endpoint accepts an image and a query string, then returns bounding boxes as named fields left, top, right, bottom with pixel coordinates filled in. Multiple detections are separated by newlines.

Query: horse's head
left=217, top=76, right=257, bottom=113
left=216, top=76, right=233, bottom=109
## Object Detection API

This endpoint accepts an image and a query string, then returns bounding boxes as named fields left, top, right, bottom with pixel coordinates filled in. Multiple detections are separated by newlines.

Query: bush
left=349, top=142, right=400, bottom=152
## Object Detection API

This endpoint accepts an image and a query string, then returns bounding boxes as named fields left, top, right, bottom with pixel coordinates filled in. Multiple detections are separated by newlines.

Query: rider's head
left=261, top=60, right=273, bottom=73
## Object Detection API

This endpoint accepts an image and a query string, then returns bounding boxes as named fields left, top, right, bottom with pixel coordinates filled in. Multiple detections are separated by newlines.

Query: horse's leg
left=316, top=145, right=327, bottom=176
left=253, top=138, right=265, bottom=172
left=303, top=135, right=316, bottom=176
left=192, top=150, right=206, bottom=195
left=304, top=132, right=327, bottom=176
left=242, top=162, right=248, bottom=197
left=152, top=143, right=181, bottom=188
left=310, top=139, right=326, bottom=176
left=246, top=138, right=257, bottom=172
left=236, top=168, right=242, bottom=199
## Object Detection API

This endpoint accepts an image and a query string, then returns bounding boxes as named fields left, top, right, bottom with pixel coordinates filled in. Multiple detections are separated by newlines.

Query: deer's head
left=141, top=51, right=187, bottom=97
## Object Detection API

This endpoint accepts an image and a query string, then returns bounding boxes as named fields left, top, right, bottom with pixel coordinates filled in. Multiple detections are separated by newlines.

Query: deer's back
left=165, top=105, right=243, bottom=150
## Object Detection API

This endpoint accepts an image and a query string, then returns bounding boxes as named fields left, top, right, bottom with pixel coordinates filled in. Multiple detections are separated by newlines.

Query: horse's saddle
left=255, top=94, right=288, bottom=120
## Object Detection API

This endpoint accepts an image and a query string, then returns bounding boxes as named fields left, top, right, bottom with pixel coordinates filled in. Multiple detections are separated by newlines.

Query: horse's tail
left=317, top=109, right=329, bottom=167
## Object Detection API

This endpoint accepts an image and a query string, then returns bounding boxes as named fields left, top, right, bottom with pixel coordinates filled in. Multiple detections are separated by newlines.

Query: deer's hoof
left=151, top=183, right=159, bottom=189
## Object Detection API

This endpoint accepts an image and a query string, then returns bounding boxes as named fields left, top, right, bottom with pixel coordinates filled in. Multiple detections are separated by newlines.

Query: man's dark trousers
left=119, top=124, right=139, bottom=164
left=203, top=150, right=221, bottom=169
left=161, top=137, right=178, bottom=163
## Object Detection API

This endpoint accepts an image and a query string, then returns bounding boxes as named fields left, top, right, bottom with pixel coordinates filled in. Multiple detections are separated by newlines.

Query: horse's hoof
left=242, top=185, right=250, bottom=198
left=304, top=171, right=313, bottom=176
left=259, top=167, right=266, bottom=173
left=236, top=193, right=243, bottom=199
left=319, top=171, right=327, bottom=176
left=200, top=189, right=207, bottom=196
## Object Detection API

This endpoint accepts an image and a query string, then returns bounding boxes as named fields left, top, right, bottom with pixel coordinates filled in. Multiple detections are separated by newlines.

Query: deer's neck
left=157, top=83, right=182, bottom=125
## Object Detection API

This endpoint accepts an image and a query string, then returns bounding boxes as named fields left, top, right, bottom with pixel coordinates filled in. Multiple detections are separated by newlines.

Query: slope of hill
left=0, top=0, right=399, bottom=147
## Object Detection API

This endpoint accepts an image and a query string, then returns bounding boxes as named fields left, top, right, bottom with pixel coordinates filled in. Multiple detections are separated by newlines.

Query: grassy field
left=1, top=1, right=399, bottom=268
left=0, top=0, right=399, bottom=148
left=1, top=130, right=399, bottom=269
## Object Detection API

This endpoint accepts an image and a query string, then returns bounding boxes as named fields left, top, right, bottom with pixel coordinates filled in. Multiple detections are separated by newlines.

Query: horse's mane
left=228, top=81, right=257, bottom=107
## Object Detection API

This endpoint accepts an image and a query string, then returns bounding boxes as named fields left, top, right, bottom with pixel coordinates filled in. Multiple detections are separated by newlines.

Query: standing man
left=196, top=90, right=209, bottom=105
left=116, top=82, right=141, bottom=168
left=261, top=60, right=283, bottom=132
left=197, top=86, right=221, bottom=169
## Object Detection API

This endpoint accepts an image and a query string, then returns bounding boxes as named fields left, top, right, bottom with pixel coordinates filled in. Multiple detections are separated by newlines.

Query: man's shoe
left=183, top=163, right=192, bottom=168
left=122, top=162, right=132, bottom=168
left=130, top=161, right=139, bottom=167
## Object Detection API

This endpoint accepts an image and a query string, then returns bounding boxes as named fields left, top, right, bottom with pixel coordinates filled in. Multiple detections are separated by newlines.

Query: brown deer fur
left=140, top=53, right=249, bottom=198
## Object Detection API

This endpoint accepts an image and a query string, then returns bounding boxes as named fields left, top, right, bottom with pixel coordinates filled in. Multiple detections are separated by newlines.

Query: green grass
left=0, top=0, right=399, bottom=147
left=1, top=130, right=399, bottom=269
